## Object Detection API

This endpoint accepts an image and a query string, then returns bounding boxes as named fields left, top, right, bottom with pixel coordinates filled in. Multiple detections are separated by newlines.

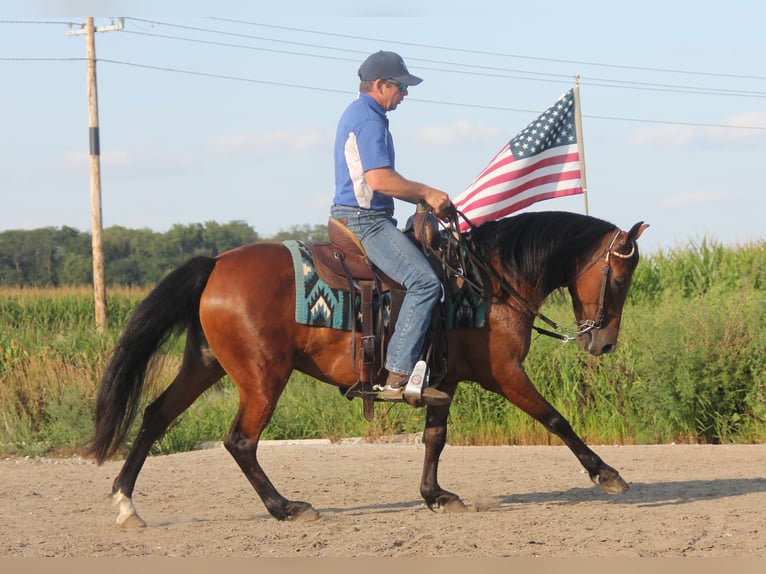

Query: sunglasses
left=385, top=79, right=408, bottom=92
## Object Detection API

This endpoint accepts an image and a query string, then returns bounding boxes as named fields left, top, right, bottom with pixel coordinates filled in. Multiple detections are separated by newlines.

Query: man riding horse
left=331, top=50, right=452, bottom=407
left=332, top=51, right=452, bottom=405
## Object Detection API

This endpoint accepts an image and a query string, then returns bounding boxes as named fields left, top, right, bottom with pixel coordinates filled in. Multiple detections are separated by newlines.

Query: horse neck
left=485, top=251, right=551, bottom=314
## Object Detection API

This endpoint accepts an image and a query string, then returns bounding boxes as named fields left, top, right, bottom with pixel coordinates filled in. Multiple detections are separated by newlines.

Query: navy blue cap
left=357, top=51, right=423, bottom=85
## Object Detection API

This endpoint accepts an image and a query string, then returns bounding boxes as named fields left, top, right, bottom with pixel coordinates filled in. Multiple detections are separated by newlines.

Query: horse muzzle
left=578, top=327, right=618, bottom=356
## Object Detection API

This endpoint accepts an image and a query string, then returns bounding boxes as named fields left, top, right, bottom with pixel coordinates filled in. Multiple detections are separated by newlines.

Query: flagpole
left=573, top=76, right=590, bottom=215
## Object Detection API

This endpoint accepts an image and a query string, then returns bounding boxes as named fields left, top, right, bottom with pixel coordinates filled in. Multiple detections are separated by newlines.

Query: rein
left=427, top=207, right=629, bottom=343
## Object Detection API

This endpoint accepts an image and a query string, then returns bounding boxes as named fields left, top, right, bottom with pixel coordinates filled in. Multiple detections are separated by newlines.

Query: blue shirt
left=333, top=92, right=396, bottom=211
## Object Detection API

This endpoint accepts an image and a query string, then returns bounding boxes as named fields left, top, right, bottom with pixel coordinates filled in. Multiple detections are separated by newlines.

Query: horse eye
left=614, top=277, right=626, bottom=288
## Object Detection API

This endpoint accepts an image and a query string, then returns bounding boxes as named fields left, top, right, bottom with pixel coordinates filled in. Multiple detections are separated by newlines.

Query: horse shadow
left=320, top=477, right=766, bottom=516
left=146, top=478, right=766, bottom=526
left=481, top=477, right=766, bottom=509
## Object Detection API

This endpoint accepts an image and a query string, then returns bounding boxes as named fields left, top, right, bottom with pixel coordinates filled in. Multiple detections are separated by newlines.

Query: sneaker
left=379, top=384, right=407, bottom=402
left=379, top=372, right=451, bottom=407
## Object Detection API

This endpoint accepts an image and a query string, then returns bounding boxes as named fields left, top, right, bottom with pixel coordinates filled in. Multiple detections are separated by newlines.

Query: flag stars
left=509, top=89, right=577, bottom=154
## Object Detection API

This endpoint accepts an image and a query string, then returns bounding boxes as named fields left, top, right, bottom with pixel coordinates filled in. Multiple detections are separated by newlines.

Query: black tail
left=88, top=256, right=217, bottom=464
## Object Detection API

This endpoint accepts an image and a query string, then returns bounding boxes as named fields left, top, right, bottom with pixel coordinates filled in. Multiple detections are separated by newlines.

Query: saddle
left=306, top=204, right=450, bottom=419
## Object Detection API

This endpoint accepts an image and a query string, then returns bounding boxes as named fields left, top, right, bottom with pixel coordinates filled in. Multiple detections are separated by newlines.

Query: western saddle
left=306, top=204, right=450, bottom=419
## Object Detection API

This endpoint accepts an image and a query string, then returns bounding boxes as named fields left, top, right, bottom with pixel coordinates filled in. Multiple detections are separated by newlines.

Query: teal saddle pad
left=283, top=239, right=485, bottom=331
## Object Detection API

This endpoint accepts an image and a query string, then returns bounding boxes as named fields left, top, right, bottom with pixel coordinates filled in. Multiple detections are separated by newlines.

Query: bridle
left=426, top=207, right=636, bottom=343
left=564, top=229, right=635, bottom=340
left=481, top=228, right=630, bottom=343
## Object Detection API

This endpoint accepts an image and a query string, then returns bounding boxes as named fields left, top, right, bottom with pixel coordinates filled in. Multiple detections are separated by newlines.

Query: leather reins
left=423, top=207, right=633, bottom=343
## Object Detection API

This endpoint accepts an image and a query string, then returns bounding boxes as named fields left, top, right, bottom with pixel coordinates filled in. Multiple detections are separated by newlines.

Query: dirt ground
left=1, top=440, right=765, bottom=558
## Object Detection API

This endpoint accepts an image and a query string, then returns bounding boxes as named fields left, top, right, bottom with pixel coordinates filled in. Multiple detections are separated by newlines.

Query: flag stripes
left=454, top=88, right=584, bottom=231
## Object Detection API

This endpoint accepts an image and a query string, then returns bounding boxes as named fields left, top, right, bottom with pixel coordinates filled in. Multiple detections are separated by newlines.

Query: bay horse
left=89, top=211, right=648, bottom=526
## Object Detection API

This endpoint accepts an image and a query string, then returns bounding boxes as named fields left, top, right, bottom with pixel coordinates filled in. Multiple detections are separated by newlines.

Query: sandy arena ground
left=1, top=441, right=765, bottom=558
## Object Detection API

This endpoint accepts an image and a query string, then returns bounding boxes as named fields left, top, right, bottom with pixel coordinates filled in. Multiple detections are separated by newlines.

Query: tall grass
left=0, top=286, right=144, bottom=456
left=1, top=238, right=764, bottom=457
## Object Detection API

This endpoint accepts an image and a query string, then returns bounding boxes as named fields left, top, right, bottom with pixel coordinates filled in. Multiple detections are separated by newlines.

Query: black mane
left=469, top=211, right=617, bottom=293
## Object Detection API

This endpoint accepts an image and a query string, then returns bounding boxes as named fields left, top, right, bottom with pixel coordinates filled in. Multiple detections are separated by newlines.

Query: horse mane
left=468, top=211, right=617, bottom=293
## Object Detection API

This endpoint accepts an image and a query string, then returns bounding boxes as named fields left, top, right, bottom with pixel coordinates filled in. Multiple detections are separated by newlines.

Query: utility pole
left=68, top=17, right=123, bottom=331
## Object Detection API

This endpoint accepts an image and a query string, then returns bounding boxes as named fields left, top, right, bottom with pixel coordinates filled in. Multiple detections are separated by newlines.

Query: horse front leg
left=420, top=404, right=467, bottom=512
left=542, top=409, right=628, bottom=493
left=494, top=367, right=629, bottom=495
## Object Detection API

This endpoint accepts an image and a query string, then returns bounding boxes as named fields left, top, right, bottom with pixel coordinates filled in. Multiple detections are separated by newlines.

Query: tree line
left=0, top=221, right=329, bottom=287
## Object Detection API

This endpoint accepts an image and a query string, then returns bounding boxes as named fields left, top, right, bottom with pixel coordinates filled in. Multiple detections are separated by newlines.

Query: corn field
left=1, top=238, right=764, bottom=457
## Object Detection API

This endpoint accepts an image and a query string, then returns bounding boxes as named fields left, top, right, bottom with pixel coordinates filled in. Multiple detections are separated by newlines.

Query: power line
left=121, top=29, right=363, bottom=64
left=99, top=58, right=352, bottom=96
left=210, top=17, right=766, bottom=83
left=97, top=59, right=766, bottom=131
left=126, top=17, right=363, bottom=56
left=0, top=19, right=78, bottom=25
left=3, top=18, right=765, bottom=130
left=0, top=57, right=84, bottom=62
left=7, top=17, right=766, bottom=85
left=120, top=18, right=766, bottom=98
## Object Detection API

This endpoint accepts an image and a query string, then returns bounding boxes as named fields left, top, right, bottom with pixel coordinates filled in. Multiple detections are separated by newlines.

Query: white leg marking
left=113, top=489, right=147, bottom=528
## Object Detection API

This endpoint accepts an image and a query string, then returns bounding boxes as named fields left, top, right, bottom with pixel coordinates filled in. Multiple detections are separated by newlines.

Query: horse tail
left=88, top=255, right=217, bottom=464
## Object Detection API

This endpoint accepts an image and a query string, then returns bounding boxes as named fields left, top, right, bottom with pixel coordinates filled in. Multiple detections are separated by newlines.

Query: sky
left=2, top=1, right=765, bottom=254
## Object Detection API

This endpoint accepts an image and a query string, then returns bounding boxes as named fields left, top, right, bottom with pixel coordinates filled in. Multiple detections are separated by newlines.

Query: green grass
left=1, top=238, right=764, bottom=458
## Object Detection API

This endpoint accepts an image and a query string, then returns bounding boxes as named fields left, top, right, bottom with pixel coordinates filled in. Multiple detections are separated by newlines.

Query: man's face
left=377, top=79, right=408, bottom=111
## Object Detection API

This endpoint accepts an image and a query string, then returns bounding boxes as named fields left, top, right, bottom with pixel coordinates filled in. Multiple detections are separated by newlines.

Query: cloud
left=47, top=146, right=194, bottom=179
left=413, top=120, right=503, bottom=146
left=208, top=129, right=329, bottom=158
left=47, top=150, right=89, bottom=176
left=661, top=190, right=733, bottom=208
left=630, top=125, right=695, bottom=146
left=630, top=111, right=766, bottom=147
left=46, top=129, right=330, bottom=180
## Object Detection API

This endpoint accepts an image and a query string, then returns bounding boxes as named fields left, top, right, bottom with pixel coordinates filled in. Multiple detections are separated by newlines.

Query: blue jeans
left=331, top=205, right=442, bottom=376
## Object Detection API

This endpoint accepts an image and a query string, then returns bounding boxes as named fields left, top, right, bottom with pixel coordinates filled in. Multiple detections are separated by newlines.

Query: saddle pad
left=284, top=239, right=361, bottom=331
left=283, top=239, right=485, bottom=331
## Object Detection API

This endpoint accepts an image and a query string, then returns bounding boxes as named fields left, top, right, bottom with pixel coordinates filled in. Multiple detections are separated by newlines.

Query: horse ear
left=613, top=222, right=649, bottom=259
left=627, top=221, right=649, bottom=242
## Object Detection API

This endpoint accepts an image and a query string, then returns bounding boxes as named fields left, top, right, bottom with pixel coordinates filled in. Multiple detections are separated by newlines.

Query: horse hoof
left=116, top=512, right=147, bottom=528
left=427, top=494, right=467, bottom=513
left=113, top=490, right=147, bottom=527
left=286, top=502, right=321, bottom=522
left=441, top=498, right=468, bottom=513
left=594, top=472, right=629, bottom=494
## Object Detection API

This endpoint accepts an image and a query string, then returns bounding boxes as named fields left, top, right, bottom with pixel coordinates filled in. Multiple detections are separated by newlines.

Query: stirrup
left=374, top=362, right=451, bottom=407
left=403, top=360, right=428, bottom=403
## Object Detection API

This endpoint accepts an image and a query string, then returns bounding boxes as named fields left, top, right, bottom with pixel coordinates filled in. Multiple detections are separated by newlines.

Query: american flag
left=453, top=88, right=583, bottom=232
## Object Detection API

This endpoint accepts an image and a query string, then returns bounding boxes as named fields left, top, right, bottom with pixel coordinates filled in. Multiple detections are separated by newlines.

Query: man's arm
left=365, top=167, right=452, bottom=216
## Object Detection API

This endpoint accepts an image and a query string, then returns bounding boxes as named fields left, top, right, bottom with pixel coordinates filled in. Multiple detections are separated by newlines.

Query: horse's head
left=568, top=221, right=649, bottom=356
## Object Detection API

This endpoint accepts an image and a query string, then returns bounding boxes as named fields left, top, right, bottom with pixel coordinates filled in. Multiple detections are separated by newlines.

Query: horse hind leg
left=419, top=402, right=468, bottom=513
left=223, top=367, right=320, bottom=522
left=110, top=332, right=225, bottom=527
left=225, top=427, right=319, bottom=522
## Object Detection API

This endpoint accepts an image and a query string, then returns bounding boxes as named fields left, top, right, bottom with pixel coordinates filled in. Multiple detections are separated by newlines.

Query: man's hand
left=423, top=188, right=453, bottom=219
left=365, top=167, right=453, bottom=217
